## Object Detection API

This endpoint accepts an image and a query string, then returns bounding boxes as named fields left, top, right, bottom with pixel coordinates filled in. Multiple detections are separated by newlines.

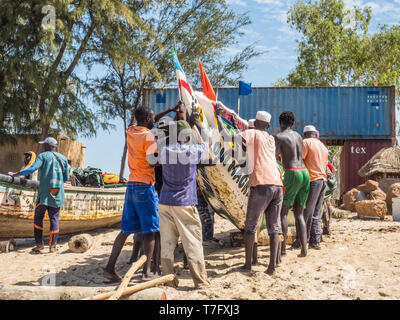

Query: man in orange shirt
left=302, top=125, right=329, bottom=250
left=104, top=106, right=162, bottom=282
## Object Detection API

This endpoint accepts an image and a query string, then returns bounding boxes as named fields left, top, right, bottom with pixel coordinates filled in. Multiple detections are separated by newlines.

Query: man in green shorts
left=275, top=111, right=310, bottom=258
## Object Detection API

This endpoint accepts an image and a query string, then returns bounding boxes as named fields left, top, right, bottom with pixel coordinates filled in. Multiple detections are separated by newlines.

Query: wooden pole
left=84, top=274, right=175, bottom=301
left=108, top=255, right=147, bottom=300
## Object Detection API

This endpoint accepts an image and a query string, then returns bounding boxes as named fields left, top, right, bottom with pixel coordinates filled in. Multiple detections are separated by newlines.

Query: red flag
left=199, top=60, right=217, bottom=101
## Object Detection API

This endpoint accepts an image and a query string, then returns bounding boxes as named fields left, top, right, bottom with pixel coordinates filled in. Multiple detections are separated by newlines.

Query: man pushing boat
left=274, top=112, right=310, bottom=258
left=216, top=104, right=283, bottom=275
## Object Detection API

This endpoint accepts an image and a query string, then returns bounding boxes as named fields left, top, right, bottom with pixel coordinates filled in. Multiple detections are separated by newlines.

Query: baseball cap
left=303, top=125, right=316, bottom=133
left=39, top=137, right=58, bottom=147
left=177, top=120, right=192, bottom=135
left=248, top=119, right=255, bottom=128
left=256, top=111, right=271, bottom=123
left=158, top=116, right=174, bottom=128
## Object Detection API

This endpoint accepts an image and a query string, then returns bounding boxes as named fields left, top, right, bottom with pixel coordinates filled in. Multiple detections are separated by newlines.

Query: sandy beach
left=1, top=213, right=399, bottom=300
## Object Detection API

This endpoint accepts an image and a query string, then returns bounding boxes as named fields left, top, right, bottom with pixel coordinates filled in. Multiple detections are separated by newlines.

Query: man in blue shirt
left=9, top=137, right=70, bottom=253
left=159, top=118, right=212, bottom=289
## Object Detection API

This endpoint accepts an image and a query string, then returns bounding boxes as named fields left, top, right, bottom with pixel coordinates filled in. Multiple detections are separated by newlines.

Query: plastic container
left=392, top=198, right=400, bottom=221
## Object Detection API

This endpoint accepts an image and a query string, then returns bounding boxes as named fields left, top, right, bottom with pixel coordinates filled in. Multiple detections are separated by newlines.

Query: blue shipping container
left=143, top=86, right=396, bottom=143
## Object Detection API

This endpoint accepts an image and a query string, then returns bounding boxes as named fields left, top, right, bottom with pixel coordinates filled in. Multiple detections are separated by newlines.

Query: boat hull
left=0, top=181, right=125, bottom=239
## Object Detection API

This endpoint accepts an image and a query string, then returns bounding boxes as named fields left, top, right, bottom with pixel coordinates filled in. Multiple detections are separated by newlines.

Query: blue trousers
left=34, top=204, right=60, bottom=248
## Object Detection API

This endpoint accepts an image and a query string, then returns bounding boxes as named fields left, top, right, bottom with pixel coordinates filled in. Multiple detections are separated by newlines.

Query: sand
left=1, top=213, right=400, bottom=300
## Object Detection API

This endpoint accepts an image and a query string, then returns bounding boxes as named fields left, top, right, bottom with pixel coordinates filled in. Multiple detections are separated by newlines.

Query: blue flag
left=156, top=92, right=166, bottom=103
left=239, top=81, right=252, bottom=96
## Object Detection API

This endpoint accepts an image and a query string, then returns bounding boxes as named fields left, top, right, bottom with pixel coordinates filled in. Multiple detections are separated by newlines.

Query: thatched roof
left=359, top=147, right=400, bottom=178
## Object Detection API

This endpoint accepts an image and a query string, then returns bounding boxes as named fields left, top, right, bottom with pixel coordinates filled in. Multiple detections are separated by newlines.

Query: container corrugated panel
left=143, top=86, right=395, bottom=141
left=339, top=139, right=393, bottom=195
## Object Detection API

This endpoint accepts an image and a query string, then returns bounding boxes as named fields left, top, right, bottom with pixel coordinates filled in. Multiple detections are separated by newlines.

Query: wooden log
left=0, top=285, right=102, bottom=300
left=108, top=255, right=147, bottom=300
left=0, top=240, right=16, bottom=253
left=68, top=234, right=94, bottom=253
left=84, top=274, right=175, bottom=300
left=126, top=288, right=166, bottom=300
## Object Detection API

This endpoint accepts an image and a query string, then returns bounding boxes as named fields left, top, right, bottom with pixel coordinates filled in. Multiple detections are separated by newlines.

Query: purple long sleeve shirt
left=159, top=142, right=208, bottom=206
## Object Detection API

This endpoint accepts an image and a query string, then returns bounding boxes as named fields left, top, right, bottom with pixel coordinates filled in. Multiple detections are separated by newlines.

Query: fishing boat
left=0, top=174, right=126, bottom=239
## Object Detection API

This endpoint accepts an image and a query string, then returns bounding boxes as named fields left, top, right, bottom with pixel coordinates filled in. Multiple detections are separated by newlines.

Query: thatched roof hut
left=358, top=147, right=400, bottom=179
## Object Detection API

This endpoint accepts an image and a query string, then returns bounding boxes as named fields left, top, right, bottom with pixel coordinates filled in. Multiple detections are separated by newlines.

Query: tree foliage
left=90, top=0, right=262, bottom=176
left=0, top=0, right=153, bottom=145
left=276, top=0, right=400, bottom=92
left=274, top=0, right=400, bottom=185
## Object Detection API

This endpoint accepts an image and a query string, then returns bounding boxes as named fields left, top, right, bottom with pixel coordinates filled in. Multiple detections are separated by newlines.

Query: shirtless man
left=275, top=111, right=310, bottom=258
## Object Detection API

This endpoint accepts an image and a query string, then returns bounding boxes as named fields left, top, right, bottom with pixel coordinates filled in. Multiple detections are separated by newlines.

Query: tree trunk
left=119, top=140, right=128, bottom=179
left=37, top=123, right=50, bottom=154
left=119, top=114, right=128, bottom=179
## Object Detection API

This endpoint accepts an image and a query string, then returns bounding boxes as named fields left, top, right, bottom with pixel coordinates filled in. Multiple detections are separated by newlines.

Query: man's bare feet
left=103, top=269, right=121, bottom=283
left=290, top=240, right=301, bottom=250
left=141, top=272, right=159, bottom=282
left=237, top=265, right=252, bottom=273
left=265, top=266, right=275, bottom=275
left=298, top=251, right=307, bottom=258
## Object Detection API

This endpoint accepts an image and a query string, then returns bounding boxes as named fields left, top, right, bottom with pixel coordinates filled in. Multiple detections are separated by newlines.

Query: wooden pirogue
left=0, top=174, right=126, bottom=239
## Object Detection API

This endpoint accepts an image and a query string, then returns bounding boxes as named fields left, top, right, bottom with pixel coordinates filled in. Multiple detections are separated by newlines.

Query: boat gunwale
left=0, top=181, right=127, bottom=195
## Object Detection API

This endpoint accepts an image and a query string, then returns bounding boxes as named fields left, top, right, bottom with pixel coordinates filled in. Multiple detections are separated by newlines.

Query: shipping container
left=143, top=86, right=396, bottom=143
left=339, top=139, right=393, bottom=196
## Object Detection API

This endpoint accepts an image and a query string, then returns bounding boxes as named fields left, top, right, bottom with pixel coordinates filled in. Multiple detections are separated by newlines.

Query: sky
left=79, top=0, right=400, bottom=178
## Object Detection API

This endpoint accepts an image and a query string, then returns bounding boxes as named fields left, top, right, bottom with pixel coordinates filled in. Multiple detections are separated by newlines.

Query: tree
left=275, top=0, right=400, bottom=189
left=0, top=0, right=153, bottom=148
left=278, top=0, right=400, bottom=92
left=91, top=0, right=263, bottom=177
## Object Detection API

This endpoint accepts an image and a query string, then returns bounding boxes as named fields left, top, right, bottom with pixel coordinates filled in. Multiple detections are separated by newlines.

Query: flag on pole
left=156, top=92, right=166, bottom=104
left=199, top=60, right=217, bottom=101
left=239, top=81, right=252, bottom=96
left=171, top=50, right=207, bottom=126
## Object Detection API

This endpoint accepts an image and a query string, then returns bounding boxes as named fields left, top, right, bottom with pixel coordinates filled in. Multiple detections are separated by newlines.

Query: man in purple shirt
left=158, top=118, right=211, bottom=289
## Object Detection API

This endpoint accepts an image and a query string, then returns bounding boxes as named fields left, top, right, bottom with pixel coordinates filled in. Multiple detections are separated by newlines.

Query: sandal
left=31, top=246, right=46, bottom=254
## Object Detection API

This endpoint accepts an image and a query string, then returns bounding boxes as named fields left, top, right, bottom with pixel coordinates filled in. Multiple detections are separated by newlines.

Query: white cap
left=158, top=116, right=174, bottom=128
left=39, top=137, right=57, bottom=147
left=304, top=125, right=316, bottom=133
left=256, top=111, right=271, bottom=123
left=248, top=119, right=255, bottom=128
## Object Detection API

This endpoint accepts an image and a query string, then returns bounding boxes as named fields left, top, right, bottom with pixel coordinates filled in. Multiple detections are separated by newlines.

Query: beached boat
left=0, top=174, right=126, bottom=239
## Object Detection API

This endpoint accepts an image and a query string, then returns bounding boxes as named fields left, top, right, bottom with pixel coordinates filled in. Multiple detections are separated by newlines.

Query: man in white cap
left=8, top=137, right=70, bottom=253
left=216, top=104, right=283, bottom=275
left=302, top=125, right=329, bottom=250
left=248, top=119, right=255, bottom=129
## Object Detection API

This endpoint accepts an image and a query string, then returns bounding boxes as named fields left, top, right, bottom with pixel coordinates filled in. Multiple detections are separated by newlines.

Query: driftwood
left=0, top=240, right=16, bottom=253
left=127, top=287, right=166, bottom=300
left=108, top=255, right=147, bottom=300
left=0, top=285, right=102, bottom=300
left=101, top=241, right=134, bottom=246
left=68, top=234, right=94, bottom=253
left=84, top=274, right=175, bottom=300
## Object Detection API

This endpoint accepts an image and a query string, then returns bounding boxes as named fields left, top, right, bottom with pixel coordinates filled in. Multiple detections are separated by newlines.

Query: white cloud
left=254, top=0, right=284, bottom=7
left=226, top=0, right=248, bottom=6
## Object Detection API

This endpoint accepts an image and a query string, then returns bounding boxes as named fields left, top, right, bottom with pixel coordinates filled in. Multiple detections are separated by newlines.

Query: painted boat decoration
left=172, top=51, right=251, bottom=230
left=0, top=174, right=126, bottom=239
